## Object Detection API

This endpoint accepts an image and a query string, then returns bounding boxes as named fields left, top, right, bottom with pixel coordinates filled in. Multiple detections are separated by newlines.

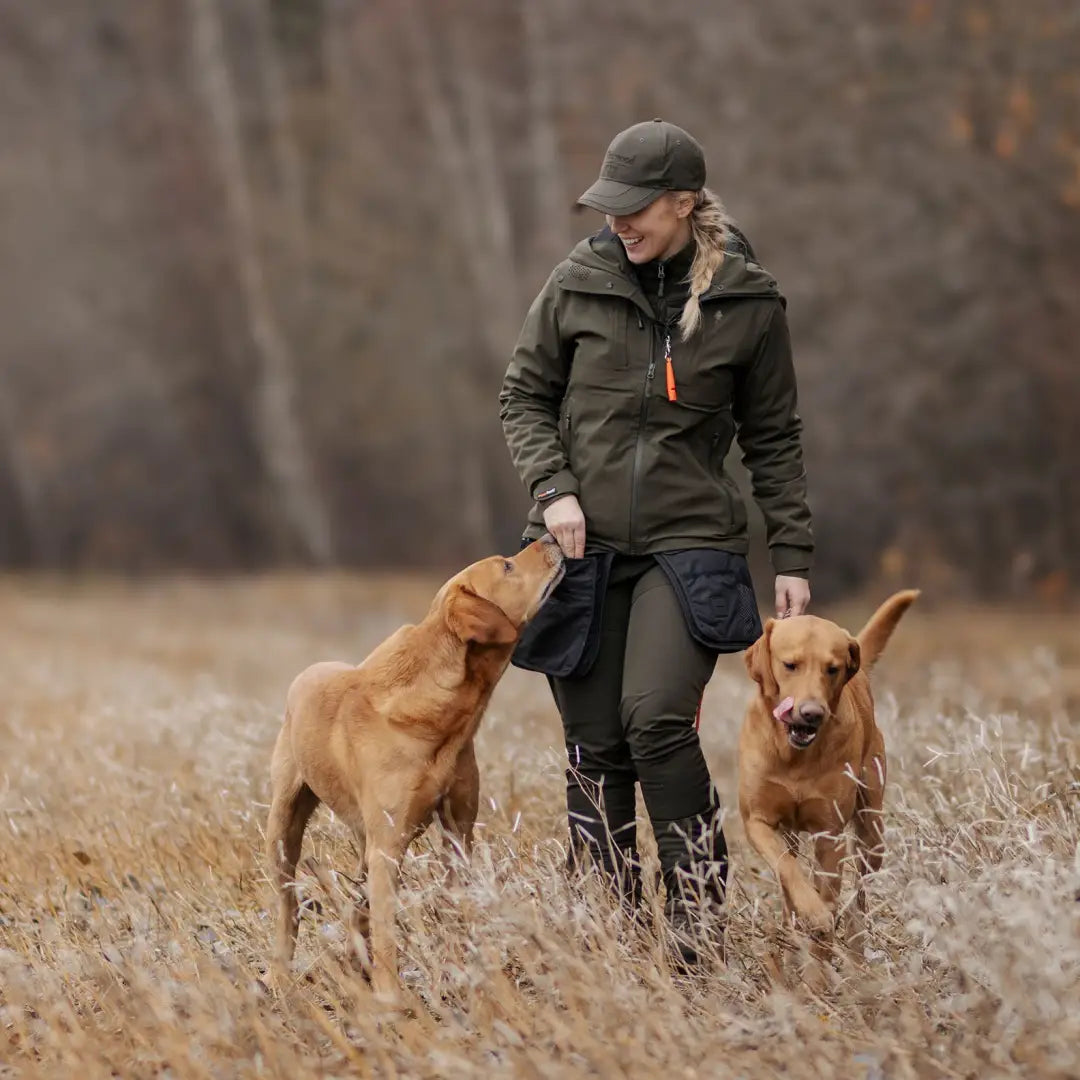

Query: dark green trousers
left=552, top=556, right=728, bottom=908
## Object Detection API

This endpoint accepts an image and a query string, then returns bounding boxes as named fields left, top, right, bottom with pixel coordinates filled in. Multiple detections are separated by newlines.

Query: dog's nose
left=797, top=701, right=825, bottom=727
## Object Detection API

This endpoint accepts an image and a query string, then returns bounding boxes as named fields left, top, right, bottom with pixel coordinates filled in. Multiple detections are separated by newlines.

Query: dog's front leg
left=780, top=831, right=800, bottom=927
left=744, top=817, right=833, bottom=936
left=850, top=758, right=886, bottom=954
left=809, top=832, right=846, bottom=961
left=438, top=742, right=480, bottom=869
left=366, top=832, right=406, bottom=1004
left=265, top=752, right=320, bottom=979
left=345, top=826, right=371, bottom=970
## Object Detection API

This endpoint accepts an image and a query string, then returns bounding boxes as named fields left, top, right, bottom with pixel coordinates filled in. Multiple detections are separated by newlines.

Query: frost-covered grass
left=0, top=575, right=1077, bottom=1078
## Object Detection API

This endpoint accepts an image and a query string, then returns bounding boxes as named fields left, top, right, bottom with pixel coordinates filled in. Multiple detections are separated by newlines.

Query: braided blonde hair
left=678, top=187, right=733, bottom=341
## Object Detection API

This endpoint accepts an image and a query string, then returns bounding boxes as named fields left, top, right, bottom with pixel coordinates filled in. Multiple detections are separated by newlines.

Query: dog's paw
left=798, top=896, right=835, bottom=938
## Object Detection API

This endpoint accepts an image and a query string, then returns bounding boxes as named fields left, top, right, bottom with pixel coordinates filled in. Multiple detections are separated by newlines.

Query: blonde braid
left=678, top=187, right=733, bottom=341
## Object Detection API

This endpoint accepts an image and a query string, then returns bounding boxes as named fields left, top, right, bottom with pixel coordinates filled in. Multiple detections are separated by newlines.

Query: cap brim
left=577, top=179, right=663, bottom=216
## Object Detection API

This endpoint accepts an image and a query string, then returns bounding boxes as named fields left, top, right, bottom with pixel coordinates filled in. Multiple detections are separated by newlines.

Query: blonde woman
left=500, top=120, right=813, bottom=964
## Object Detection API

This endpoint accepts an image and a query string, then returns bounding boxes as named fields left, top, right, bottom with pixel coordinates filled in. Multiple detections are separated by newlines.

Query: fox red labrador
left=738, top=590, right=918, bottom=958
left=267, top=536, right=564, bottom=1000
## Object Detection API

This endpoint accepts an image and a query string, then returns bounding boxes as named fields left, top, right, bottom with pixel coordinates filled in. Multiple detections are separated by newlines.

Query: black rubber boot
left=565, top=773, right=642, bottom=912
left=654, top=810, right=729, bottom=967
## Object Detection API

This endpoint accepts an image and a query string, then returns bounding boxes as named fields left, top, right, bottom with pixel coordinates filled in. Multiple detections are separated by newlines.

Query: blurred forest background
left=0, top=0, right=1077, bottom=601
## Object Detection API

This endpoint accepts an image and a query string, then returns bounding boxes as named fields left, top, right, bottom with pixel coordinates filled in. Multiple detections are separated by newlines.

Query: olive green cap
left=578, top=119, right=706, bottom=215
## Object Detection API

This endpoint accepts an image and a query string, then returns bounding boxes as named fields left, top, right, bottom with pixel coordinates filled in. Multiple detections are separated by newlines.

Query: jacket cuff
left=770, top=544, right=813, bottom=578
left=532, top=469, right=580, bottom=510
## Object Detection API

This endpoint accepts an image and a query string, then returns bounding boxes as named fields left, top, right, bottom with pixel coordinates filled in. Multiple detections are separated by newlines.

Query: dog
left=266, top=535, right=564, bottom=1000
left=738, top=590, right=918, bottom=959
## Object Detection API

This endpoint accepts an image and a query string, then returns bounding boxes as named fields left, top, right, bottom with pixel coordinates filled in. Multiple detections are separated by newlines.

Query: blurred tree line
left=0, top=0, right=1076, bottom=601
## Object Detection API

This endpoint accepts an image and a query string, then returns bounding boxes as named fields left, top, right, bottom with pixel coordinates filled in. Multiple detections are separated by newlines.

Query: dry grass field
left=0, top=574, right=1077, bottom=1079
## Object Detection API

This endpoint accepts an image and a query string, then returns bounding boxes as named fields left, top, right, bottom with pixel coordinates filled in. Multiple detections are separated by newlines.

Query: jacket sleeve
left=732, top=300, right=815, bottom=578
left=499, top=270, right=579, bottom=508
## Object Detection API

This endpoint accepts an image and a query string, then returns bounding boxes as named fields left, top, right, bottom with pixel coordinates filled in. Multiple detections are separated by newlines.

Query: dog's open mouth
left=786, top=723, right=819, bottom=749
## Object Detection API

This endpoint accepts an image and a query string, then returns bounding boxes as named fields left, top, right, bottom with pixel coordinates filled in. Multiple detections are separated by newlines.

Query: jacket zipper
left=629, top=257, right=673, bottom=549
left=628, top=324, right=657, bottom=552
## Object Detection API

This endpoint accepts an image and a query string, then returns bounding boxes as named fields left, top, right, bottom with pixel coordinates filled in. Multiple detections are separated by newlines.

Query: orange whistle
left=665, top=354, right=677, bottom=401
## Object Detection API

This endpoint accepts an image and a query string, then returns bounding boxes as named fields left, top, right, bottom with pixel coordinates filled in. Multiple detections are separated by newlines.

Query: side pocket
left=559, top=403, right=573, bottom=467
left=511, top=553, right=614, bottom=677
left=609, top=301, right=631, bottom=369
left=654, top=550, right=763, bottom=654
left=710, top=404, right=735, bottom=471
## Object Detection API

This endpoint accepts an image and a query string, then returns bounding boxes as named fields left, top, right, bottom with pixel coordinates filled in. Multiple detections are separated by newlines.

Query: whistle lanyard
left=664, top=331, right=677, bottom=402
left=657, top=261, right=678, bottom=402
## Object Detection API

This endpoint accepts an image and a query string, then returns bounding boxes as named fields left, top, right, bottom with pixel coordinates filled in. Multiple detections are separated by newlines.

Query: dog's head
left=744, top=615, right=860, bottom=750
left=439, top=535, right=565, bottom=647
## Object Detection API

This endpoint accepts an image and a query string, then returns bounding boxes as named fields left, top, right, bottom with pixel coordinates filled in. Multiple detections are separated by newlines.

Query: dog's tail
left=857, top=589, right=920, bottom=670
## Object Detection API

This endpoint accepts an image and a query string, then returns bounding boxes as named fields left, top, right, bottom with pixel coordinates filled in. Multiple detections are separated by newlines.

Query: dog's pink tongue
left=773, top=696, right=795, bottom=722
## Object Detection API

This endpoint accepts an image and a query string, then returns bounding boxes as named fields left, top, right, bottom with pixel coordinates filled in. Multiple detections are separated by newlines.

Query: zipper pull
left=657, top=261, right=665, bottom=298
left=664, top=332, right=677, bottom=401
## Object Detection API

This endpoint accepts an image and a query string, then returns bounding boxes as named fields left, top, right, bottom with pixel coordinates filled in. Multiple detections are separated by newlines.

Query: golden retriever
left=738, top=590, right=918, bottom=960
left=266, top=536, right=564, bottom=1000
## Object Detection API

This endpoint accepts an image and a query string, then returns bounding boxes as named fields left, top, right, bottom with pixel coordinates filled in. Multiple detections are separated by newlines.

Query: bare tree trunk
left=399, top=0, right=516, bottom=551
left=320, top=0, right=355, bottom=114
left=522, top=0, right=568, bottom=274
left=399, top=1, right=523, bottom=354
left=449, top=19, right=520, bottom=349
left=245, top=0, right=310, bottom=296
left=188, top=0, right=334, bottom=564
left=398, top=2, right=483, bottom=283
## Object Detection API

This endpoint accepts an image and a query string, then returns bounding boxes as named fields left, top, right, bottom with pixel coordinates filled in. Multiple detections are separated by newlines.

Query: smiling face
left=745, top=615, right=861, bottom=750
left=605, top=191, right=695, bottom=264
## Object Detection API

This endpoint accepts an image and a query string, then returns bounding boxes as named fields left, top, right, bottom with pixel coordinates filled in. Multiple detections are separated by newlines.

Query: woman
left=499, top=120, right=813, bottom=963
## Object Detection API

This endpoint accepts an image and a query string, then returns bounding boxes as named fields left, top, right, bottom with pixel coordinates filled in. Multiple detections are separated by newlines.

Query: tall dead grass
left=0, top=575, right=1077, bottom=1078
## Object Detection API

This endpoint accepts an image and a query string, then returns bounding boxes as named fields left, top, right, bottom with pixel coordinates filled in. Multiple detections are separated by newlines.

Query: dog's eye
left=826, top=664, right=840, bottom=676
left=502, top=559, right=513, bottom=574
left=783, top=661, right=798, bottom=672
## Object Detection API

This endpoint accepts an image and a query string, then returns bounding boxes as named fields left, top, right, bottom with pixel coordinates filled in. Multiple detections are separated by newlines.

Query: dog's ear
left=744, top=620, right=779, bottom=698
left=445, top=585, right=518, bottom=646
left=846, top=635, right=861, bottom=681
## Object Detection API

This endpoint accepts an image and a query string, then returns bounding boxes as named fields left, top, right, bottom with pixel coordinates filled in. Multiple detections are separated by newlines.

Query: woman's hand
left=775, top=575, right=810, bottom=618
left=542, top=495, right=586, bottom=559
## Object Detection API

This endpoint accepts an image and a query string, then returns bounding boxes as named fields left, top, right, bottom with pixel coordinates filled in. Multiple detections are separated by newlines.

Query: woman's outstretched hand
left=542, top=495, right=586, bottom=559
left=775, top=575, right=810, bottom=618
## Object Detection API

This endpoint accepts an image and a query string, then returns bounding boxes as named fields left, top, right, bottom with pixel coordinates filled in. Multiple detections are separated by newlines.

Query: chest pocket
left=561, top=281, right=637, bottom=378
left=667, top=343, right=736, bottom=411
left=664, top=306, right=741, bottom=410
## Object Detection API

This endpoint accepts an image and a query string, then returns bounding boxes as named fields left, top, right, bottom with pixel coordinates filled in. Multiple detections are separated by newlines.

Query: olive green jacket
left=499, top=232, right=813, bottom=576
